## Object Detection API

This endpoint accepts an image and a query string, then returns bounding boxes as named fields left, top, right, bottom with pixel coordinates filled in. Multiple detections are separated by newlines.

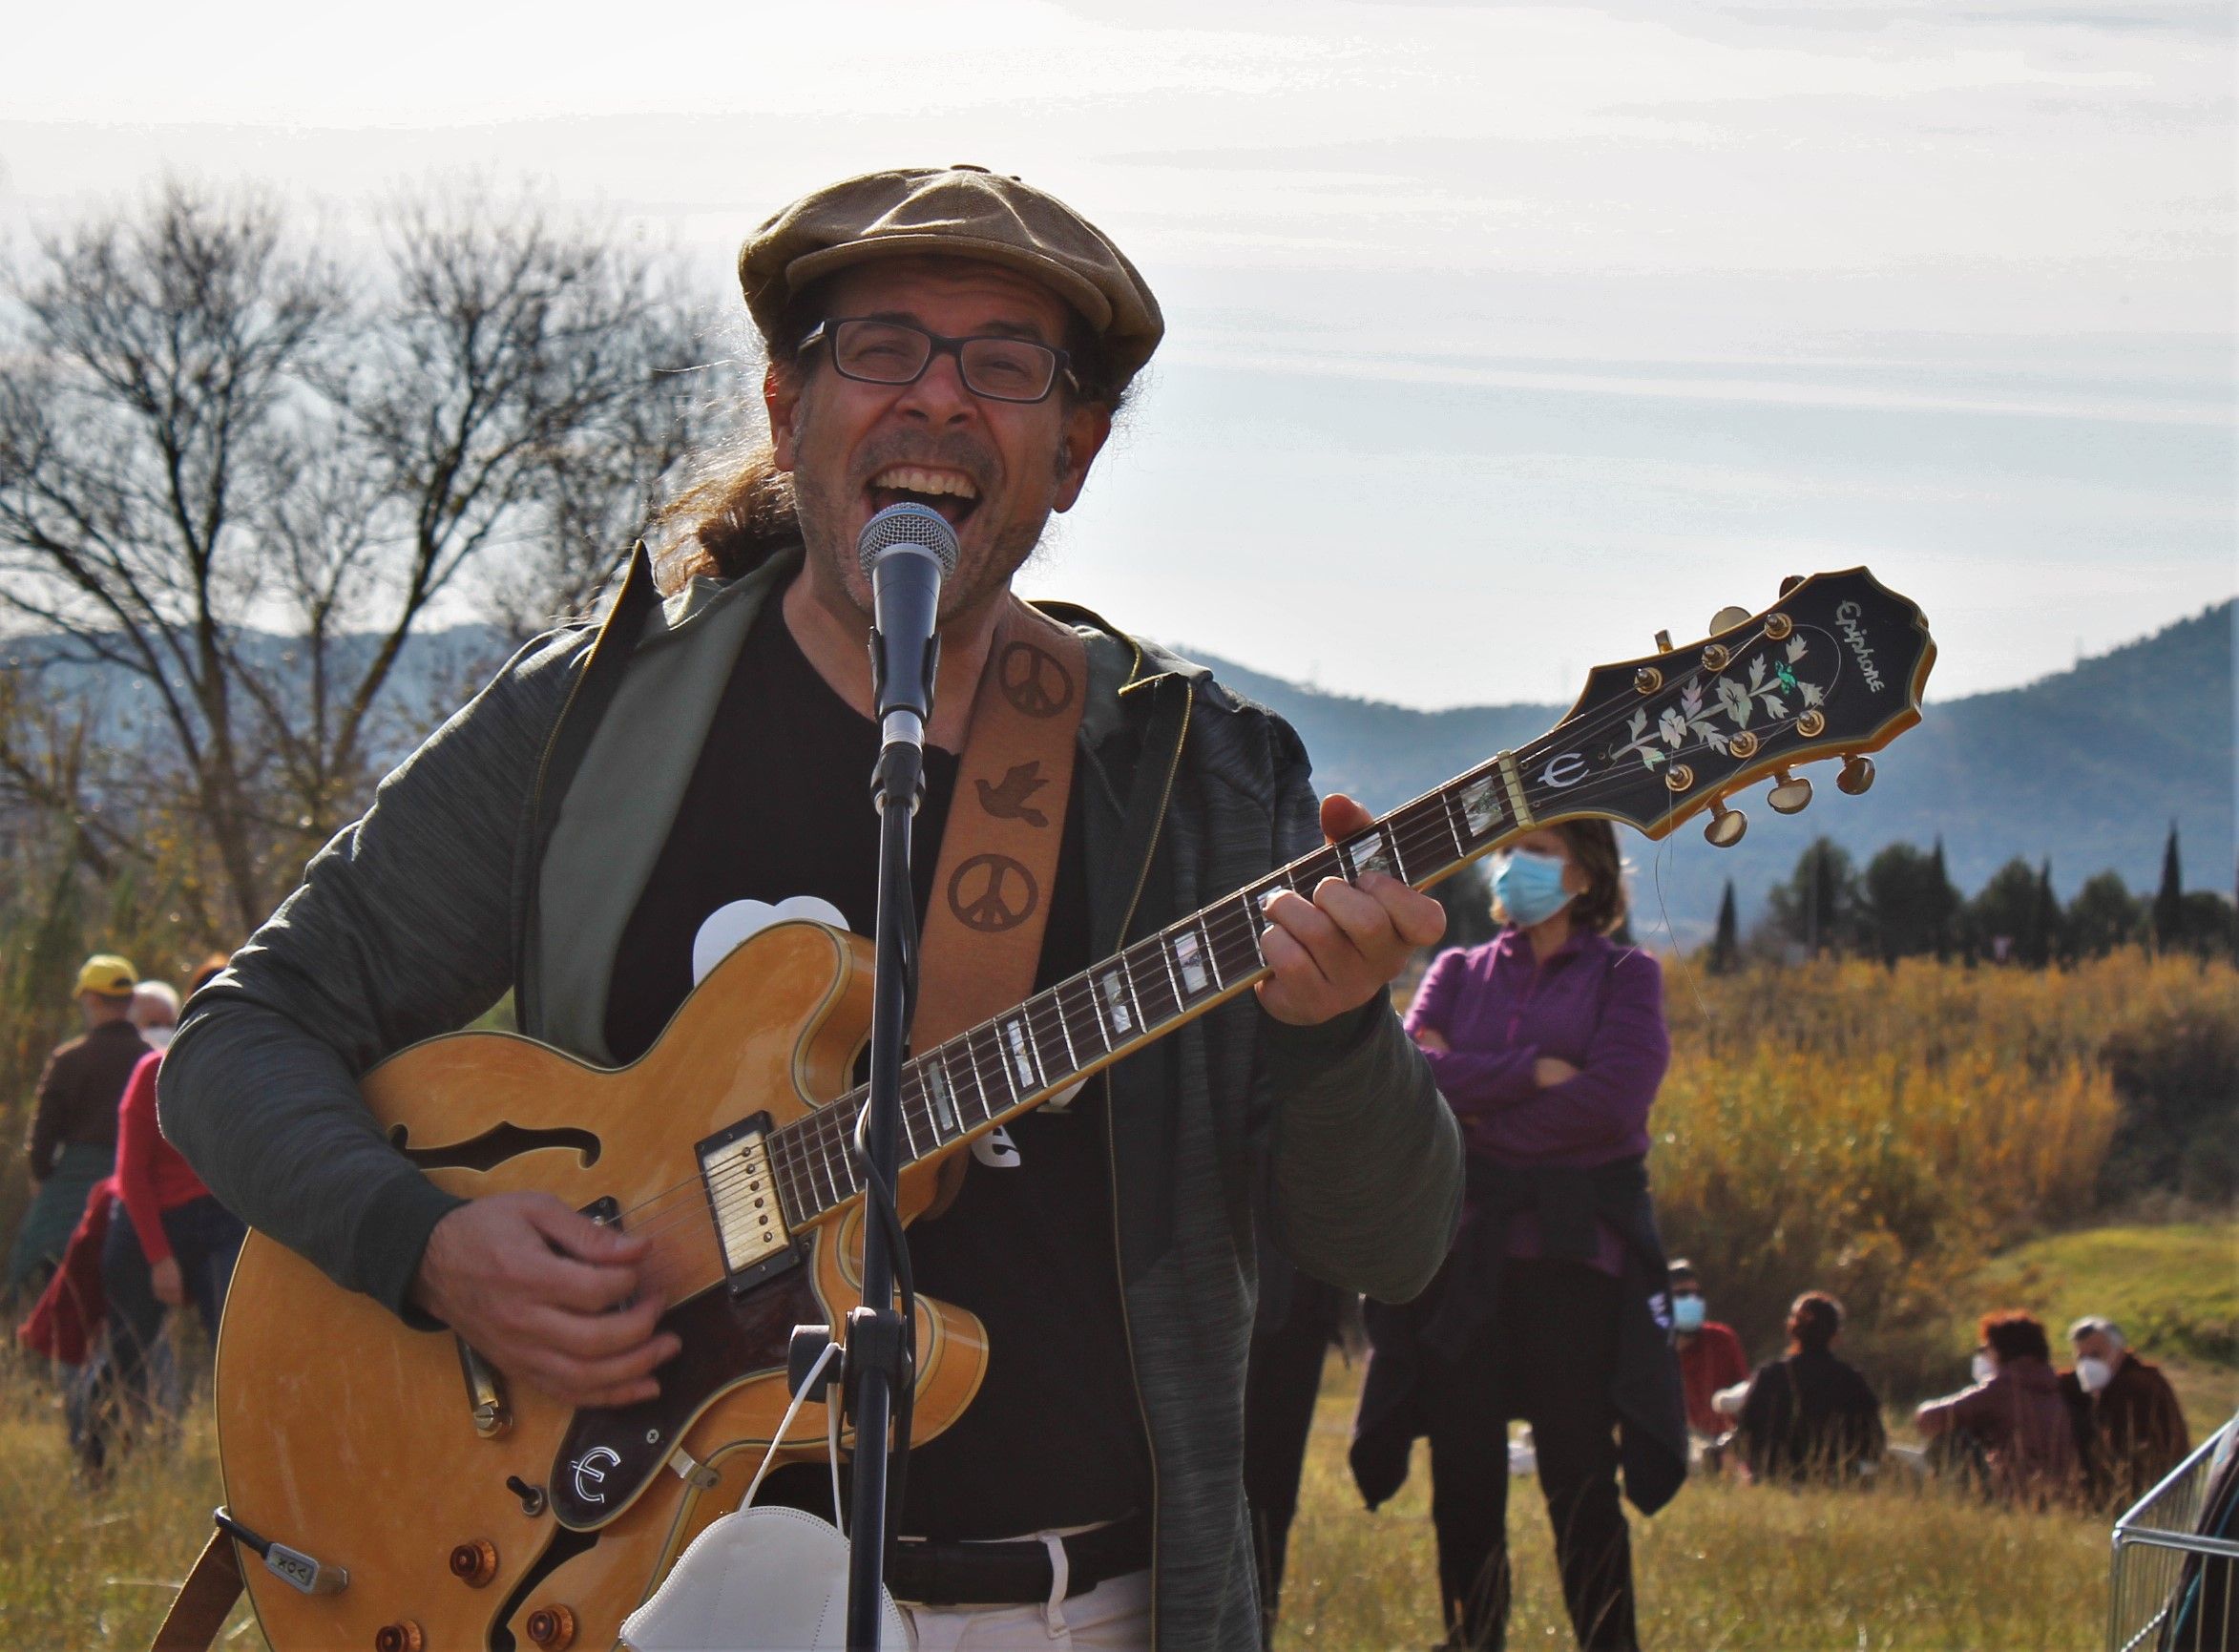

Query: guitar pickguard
left=551, top=1265, right=823, bottom=1529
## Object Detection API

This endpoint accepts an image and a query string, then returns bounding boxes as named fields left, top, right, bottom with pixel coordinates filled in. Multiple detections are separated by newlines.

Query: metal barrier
left=2109, top=1416, right=2238, bottom=1652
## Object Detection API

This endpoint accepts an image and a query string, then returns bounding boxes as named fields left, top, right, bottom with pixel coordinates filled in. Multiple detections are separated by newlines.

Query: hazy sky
left=5, top=0, right=2231, bottom=708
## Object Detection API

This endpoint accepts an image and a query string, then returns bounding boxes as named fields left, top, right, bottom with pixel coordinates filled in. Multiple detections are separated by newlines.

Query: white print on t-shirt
left=691, top=896, right=850, bottom=985
left=973, top=1126, right=1021, bottom=1168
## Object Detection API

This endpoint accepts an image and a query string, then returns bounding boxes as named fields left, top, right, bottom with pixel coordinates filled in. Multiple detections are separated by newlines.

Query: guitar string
left=599, top=704, right=1807, bottom=1265
left=550, top=614, right=1898, bottom=1311
left=601, top=699, right=1795, bottom=1263
left=580, top=619, right=1875, bottom=1254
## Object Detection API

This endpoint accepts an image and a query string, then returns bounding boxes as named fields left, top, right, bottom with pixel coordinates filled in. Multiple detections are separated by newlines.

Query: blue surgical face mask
left=1672, top=1294, right=1706, bottom=1333
left=1493, top=848, right=1576, bottom=929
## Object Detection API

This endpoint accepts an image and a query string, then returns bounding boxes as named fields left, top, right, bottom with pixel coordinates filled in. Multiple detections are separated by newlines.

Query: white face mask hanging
left=619, top=1341, right=906, bottom=1652
left=2075, top=1355, right=2115, bottom=1394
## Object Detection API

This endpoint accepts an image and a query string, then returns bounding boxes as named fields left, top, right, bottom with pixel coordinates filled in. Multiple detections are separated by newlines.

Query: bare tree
left=0, top=180, right=705, bottom=943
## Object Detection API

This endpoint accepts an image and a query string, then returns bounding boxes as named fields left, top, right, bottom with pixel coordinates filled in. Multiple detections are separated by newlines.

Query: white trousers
left=901, top=1566, right=1151, bottom=1652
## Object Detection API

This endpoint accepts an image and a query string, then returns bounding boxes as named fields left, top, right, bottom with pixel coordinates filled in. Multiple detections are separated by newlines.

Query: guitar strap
left=913, top=598, right=1087, bottom=1216
left=149, top=1526, right=241, bottom=1651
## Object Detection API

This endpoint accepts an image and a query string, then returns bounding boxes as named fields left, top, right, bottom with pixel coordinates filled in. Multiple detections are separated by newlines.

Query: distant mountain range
left=8, top=599, right=2229, bottom=946
left=1186, top=599, right=2234, bottom=940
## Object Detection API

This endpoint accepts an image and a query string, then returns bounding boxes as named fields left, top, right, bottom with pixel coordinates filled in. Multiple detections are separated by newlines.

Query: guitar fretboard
left=757, top=741, right=1553, bottom=1233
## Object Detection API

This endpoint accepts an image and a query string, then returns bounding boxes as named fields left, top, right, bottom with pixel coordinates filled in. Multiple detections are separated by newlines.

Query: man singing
left=162, top=167, right=1463, bottom=1649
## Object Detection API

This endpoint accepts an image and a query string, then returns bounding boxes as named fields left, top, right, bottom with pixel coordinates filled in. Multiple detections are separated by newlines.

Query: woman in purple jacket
left=1399, top=820, right=1675, bottom=1652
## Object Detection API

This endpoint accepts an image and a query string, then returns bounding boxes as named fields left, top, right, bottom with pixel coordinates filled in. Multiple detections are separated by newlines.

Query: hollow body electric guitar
left=213, top=570, right=1934, bottom=1649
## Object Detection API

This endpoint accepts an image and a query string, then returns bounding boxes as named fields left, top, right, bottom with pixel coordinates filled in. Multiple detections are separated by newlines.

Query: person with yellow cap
left=5, top=954, right=150, bottom=1301
left=163, top=168, right=1462, bottom=1649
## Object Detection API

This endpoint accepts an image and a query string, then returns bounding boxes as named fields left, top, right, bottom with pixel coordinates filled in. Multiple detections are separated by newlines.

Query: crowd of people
left=1665, top=1272, right=2194, bottom=1511
left=7, top=951, right=243, bottom=1474
left=1338, top=832, right=2207, bottom=1650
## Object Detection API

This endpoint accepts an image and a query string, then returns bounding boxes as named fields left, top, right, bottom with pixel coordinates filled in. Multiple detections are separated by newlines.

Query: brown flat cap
left=739, top=166, right=1164, bottom=387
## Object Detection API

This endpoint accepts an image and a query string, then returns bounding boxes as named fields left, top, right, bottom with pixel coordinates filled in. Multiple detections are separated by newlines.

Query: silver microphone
left=857, top=503, right=960, bottom=751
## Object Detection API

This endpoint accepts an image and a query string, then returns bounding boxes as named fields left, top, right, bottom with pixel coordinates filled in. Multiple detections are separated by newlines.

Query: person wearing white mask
left=2060, top=1315, right=2189, bottom=1506
left=128, top=980, right=180, bottom=1050
left=1915, top=1310, right=2079, bottom=1504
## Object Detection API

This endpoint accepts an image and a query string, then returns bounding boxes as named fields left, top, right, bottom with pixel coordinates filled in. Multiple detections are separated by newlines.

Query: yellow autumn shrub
left=1636, top=951, right=2229, bottom=1393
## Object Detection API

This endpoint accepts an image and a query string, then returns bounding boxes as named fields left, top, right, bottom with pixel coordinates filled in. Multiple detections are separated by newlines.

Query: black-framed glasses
left=800, top=318, right=1074, bottom=404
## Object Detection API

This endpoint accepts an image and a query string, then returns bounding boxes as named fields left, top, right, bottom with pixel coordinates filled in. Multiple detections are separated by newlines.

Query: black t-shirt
left=604, top=599, right=1150, bottom=1540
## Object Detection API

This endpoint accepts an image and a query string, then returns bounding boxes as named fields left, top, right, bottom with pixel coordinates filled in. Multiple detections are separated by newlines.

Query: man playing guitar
left=162, top=167, right=1465, bottom=1650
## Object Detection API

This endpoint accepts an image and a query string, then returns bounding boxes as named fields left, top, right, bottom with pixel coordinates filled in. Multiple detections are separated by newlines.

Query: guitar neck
left=764, top=742, right=1558, bottom=1230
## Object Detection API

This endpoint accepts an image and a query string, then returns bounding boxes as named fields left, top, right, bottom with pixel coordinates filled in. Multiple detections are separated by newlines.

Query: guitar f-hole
left=388, top=1120, right=603, bottom=1173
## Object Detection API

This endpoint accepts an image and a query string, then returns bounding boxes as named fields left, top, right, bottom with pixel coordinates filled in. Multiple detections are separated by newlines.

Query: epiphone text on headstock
left=1834, top=600, right=1885, bottom=693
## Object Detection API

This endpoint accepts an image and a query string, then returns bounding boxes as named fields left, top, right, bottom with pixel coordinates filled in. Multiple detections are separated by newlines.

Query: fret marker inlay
left=1002, top=1017, right=1038, bottom=1091
left=1458, top=774, right=1503, bottom=835
left=1172, top=930, right=1210, bottom=996
left=1099, top=969, right=1135, bottom=1034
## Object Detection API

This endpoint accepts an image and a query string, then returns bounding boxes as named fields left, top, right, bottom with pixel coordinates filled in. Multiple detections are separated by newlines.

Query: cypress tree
left=1709, top=880, right=1739, bottom=974
left=2153, top=821, right=2185, bottom=950
left=2032, top=859, right=2063, bottom=967
left=1930, top=837, right=1956, bottom=960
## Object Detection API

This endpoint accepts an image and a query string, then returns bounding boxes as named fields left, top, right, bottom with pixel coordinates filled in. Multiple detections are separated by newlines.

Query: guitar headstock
left=1530, top=568, right=1935, bottom=844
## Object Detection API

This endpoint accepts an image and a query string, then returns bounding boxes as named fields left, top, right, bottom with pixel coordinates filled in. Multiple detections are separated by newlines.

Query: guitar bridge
left=694, top=1114, right=800, bottom=1291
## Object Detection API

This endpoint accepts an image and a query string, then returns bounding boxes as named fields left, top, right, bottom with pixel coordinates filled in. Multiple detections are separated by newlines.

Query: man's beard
left=793, top=449, right=1057, bottom=624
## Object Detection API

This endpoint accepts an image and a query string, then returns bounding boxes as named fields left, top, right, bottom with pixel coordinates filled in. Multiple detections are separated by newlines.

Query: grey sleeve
left=157, top=630, right=586, bottom=1320
left=1254, top=719, right=1464, bottom=1305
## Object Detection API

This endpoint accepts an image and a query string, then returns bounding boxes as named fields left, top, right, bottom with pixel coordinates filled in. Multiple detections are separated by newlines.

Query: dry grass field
left=0, top=1340, right=2222, bottom=1652
left=0, top=953, right=2228, bottom=1648
left=1270, top=1352, right=2233, bottom=1652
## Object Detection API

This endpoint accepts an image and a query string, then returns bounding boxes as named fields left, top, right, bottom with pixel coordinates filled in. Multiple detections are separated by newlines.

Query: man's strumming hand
left=1257, top=793, right=1447, bottom=1027
left=411, top=1192, right=681, bottom=1409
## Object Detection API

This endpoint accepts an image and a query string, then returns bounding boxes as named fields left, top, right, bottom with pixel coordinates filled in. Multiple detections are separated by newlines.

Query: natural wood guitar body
left=214, top=922, right=988, bottom=1651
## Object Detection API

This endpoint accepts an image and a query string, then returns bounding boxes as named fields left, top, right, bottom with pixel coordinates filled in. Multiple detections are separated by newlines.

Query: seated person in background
left=1735, top=1291, right=1883, bottom=1483
left=2060, top=1315, right=2189, bottom=1508
left=1916, top=1309, right=2079, bottom=1503
left=1668, top=1258, right=1749, bottom=1442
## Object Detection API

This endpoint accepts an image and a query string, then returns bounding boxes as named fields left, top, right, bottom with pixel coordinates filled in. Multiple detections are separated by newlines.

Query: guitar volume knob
left=450, top=1538, right=498, bottom=1586
left=527, top=1604, right=577, bottom=1649
left=374, top=1623, right=424, bottom=1652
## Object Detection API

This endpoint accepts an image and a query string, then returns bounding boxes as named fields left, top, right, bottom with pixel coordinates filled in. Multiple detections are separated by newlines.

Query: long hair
left=653, top=271, right=1132, bottom=595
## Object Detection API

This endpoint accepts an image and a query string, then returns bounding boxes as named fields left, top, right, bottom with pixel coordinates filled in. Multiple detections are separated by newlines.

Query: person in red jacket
left=100, top=961, right=244, bottom=1432
left=1667, top=1259, right=1749, bottom=1445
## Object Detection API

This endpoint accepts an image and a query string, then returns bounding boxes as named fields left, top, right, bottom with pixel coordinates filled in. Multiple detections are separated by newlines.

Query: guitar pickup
left=694, top=1114, right=800, bottom=1291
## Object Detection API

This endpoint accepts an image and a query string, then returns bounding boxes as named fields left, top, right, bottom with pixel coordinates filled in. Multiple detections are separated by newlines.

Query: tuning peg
left=1708, top=605, right=1751, bottom=635
left=1837, top=754, right=1876, bottom=795
left=1703, top=797, right=1747, bottom=847
left=1779, top=575, right=1806, bottom=596
left=1767, top=768, right=1813, bottom=815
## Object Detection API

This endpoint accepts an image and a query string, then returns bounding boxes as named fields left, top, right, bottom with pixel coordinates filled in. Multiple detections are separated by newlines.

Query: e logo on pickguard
left=1539, top=753, right=1588, bottom=789
left=572, top=1446, right=621, bottom=1505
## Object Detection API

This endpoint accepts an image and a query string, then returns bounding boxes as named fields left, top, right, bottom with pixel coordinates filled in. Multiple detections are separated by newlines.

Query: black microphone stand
left=844, top=626, right=936, bottom=1650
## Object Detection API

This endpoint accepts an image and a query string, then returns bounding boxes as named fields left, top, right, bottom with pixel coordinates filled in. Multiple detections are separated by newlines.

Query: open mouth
left=867, top=465, right=982, bottom=529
